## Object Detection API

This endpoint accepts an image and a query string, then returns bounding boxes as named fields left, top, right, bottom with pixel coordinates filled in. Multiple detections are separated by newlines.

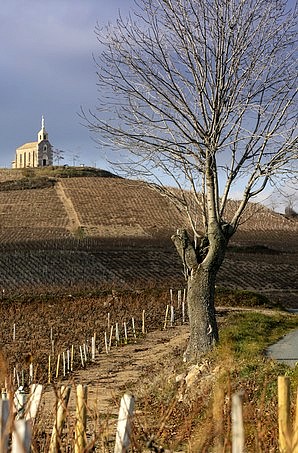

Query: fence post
left=14, top=387, right=27, bottom=420
left=142, top=309, right=145, bottom=335
left=278, top=376, right=292, bottom=453
left=48, top=355, right=51, bottom=384
left=75, top=384, right=88, bottom=453
left=114, top=393, right=135, bottom=453
left=213, top=377, right=225, bottom=452
left=231, top=392, right=244, bottom=453
left=49, top=385, right=71, bottom=453
left=11, top=419, right=32, bottom=453
left=0, top=399, right=9, bottom=453
left=25, top=384, right=43, bottom=424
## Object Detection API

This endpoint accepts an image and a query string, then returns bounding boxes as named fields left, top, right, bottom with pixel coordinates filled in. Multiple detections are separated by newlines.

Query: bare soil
left=41, top=325, right=189, bottom=416
left=38, top=325, right=190, bottom=450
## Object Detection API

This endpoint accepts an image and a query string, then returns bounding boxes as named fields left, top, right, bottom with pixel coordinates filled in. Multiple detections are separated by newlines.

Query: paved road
left=267, top=327, right=298, bottom=368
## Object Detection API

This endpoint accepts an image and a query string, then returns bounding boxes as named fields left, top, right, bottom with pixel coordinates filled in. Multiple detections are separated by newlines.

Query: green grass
left=215, top=287, right=275, bottom=308
left=0, top=166, right=120, bottom=192
left=25, top=165, right=119, bottom=179
left=215, top=312, right=298, bottom=406
left=219, top=311, right=297, bottom=358
left=138, top=307, right=298, bottom=451
left=0, top=176, right=55, bottom=191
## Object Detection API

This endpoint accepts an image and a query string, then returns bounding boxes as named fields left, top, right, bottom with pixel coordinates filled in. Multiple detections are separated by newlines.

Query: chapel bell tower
left=37, top=115, right=53, bottom=166
left=38, top=115, right=49, bottom=142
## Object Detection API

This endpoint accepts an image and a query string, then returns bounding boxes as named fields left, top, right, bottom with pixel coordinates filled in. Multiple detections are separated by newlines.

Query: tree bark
left=172, top=228, right=229, bottom=362
left=184, top=264, right=219, bottom=362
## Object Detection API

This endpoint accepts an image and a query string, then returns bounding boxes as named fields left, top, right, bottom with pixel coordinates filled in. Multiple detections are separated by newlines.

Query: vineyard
left=0, top=288, right=191, bottom=450
left=0, top=167, right=297, bottom=451
left=0, top=288, right=297, bottom=451
left=0, top=168, right=296, bottom=307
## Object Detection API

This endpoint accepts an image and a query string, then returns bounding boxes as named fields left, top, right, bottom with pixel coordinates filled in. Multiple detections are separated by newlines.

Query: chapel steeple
left=13, top=116, right=53, bottom=168
left=38, top=115, right=48, bottom=143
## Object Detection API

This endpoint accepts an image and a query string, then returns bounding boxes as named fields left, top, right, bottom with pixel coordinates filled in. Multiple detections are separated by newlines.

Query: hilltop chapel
left=12, top=116, right=53, bottom=168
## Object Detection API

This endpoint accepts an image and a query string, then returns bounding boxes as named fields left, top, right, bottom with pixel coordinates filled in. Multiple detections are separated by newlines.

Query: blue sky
left=0, top=1, right=296, bottom=211
left=0, top=0, right=135, bottom=169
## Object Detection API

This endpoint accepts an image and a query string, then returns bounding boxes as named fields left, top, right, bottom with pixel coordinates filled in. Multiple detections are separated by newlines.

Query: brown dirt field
left=40, top=325, right=189, bottom=422
left=0, top=172, right=296, bottom=306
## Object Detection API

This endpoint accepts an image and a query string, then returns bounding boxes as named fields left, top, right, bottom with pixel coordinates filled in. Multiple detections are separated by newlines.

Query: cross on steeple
left=38, top=115, right=48, bottom=143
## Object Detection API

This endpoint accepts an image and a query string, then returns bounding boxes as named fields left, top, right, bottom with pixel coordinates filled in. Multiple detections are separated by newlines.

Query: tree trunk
left=184, top=263, right=219, bottom=362
left=172, top=228, right=229, bottom=363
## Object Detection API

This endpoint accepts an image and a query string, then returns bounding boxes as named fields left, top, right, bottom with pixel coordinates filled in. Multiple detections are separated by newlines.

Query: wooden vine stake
left=182, top=288, right=186, bottom=324
left=49, top=385, right=71, bottom=453
left=75, top=384, right=88, bottom=453
left=56, top=354, right=61, bottom=379
left=48, top=356, right=52, bottom=384
left=231, top=392, right=244, bottom=453
left=62, top=352, right=66, bottom=377
left=278, top=376, right=292, bottom=453
left=104, top=332, right=109, bottom=354
left=114, top=393, right=135, bottom=453
left=163, top=305, right=169, bottom=330
left=67, top=349, right=70, bottom=372
left=109, top=325, right=114, bottom=350
left=177, top=290, right=182, bottom=308
left=71, top=345, right=74, bottom=372
left=29, top=363, right=33, bottom=384
left=80, top=346, right=85, bottom=366
left=0, top=399, right=10, bottom=452
left=11, top=420, right=32, bottom=453
left=14, top=387, right=27, bottom=420
left=115, top=323, right=120, bottom=345
left=213, top=376, right=225, bottom=452
left=142, top=310, right=145, bottom=335
left=25, top=384, right=43, bottom=424
left=83, top=344, right=87, bottom=363
left=123, top=322, right=128, bottom=344
left=91, top=335, right=96, bottom=361
left=132, top=317, right=136, bottom=339
left=170, top=305, right=174, bottom=327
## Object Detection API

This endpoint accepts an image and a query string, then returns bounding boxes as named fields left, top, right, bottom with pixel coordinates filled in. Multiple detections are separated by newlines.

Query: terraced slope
left=0, top=169, right=23, bottom=182
left=0, top=170, right=296, bottom=305
left=59, top=177, right=188, bottom=238
left=0, top=186, right=71, bottom=243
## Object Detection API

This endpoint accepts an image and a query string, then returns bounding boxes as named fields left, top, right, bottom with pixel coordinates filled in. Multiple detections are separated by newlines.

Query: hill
left=0, top=167, right=296, bottom=307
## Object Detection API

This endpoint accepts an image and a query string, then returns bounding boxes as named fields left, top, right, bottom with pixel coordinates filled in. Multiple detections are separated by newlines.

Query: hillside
left=0, top=167, right=296, bottom=307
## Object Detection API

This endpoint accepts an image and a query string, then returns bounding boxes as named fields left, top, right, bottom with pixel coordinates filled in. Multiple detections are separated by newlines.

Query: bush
left=22, top=167, right=36, bottom=178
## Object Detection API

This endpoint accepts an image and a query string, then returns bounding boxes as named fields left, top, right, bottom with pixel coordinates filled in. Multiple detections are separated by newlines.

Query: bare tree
left=85, top=0, right=297, bottom=361
left=53, top=148, right=65, bottom=166
left=269, top=176, right=298, bottom=213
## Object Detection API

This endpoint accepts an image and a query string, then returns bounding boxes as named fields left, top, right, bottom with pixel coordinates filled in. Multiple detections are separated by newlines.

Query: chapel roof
left=16, top=141, right=38, bottom=150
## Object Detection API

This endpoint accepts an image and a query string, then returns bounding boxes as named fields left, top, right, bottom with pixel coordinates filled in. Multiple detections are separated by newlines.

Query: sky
left=0, top=0, right=296, bottom=211
left=0, top=0, right=135, bottom=169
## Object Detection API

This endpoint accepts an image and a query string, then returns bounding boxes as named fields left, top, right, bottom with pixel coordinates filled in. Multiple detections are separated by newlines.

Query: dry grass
left=0, top=287, right=297, bottom=451
left=130, top=311, right=298, bottom=452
